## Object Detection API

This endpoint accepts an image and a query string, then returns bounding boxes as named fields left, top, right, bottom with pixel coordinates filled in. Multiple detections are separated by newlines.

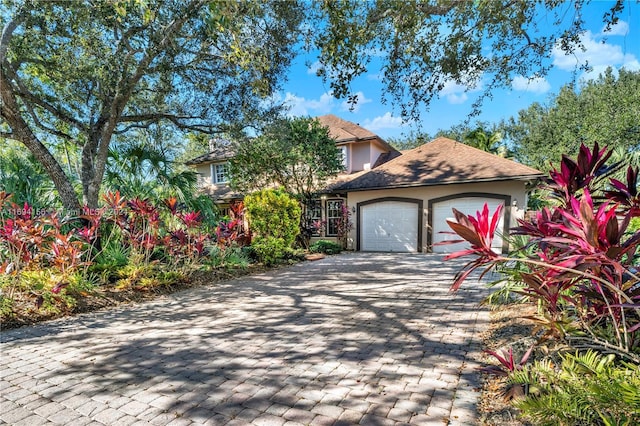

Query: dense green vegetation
left=244, top=189, right=302, bottom=266
left=504, top=68, right=640, bottom=172
left=445, top=144, right=640, bottom=423
left=2, top=1, right=630, bottom=210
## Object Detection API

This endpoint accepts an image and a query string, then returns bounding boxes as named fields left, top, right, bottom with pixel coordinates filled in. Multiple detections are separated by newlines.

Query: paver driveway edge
left=1, top=253, right=490, bottom=426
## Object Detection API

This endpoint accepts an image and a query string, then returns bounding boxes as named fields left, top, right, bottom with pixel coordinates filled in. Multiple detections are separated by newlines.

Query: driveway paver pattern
left=1, top=253, right=490, bottom=425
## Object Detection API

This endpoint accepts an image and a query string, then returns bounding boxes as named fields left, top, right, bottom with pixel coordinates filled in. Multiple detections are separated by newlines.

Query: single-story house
left=186, top=115, right=543, bottom=253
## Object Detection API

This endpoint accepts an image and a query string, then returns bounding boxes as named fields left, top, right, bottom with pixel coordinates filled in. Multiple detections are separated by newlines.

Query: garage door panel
left=361, top=201, right=418, bottom=252
left=432, top=198, right=505, bottom=254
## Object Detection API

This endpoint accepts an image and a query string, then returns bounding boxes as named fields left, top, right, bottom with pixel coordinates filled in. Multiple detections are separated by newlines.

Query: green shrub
left=0, top=294, right=12, bottom=317
left=245, top=189, right=301, bottom=264
left=309, top=240, right=342, bottom=255
left=205, top=245, right=251, bottom=269
left=251, top=236, right=288, bottom=266
left=90, top=240, right=130, bottom=281
left=510, top=350, right=640, bottom=425
left=240, top=245, right=258, bottom=262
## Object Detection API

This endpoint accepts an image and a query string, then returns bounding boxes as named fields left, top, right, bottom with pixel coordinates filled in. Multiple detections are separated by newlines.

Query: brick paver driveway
left=1, top=253, right=490, bottom=426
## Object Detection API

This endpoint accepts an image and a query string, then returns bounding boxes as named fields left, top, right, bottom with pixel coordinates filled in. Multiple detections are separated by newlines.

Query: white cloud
left=307, top=60, right=323, bottom=75
left=511, top=75, right=551, bottom=94
left=601, top=20, right=629, bottom=36
left=361, top=112, right=406, bottom=131
left=283, top=92, right=336, bottom=116
left=552, top=30, right=638, bottom=81
left=552, top=31, right=624, bottom=70
left=439, top=77, right=482, bottom=104
left=446, top=93, right=468, bottom=104
left=340, top=91, right=372, bottom=113
left=622, top=58, right=640, bottom=72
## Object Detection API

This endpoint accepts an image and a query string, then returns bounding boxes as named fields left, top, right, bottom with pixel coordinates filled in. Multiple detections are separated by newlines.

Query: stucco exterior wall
left=351, top=143, right=371, bottom=172
left=345, top=180, right=529, bottom=252
left=195, top=163, right=211, bottom=184
left=369, top=142, right=386, bottom=168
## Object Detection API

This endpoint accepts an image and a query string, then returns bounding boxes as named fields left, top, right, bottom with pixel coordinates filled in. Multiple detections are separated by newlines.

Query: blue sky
left=277, top=1, right=639, bottom=140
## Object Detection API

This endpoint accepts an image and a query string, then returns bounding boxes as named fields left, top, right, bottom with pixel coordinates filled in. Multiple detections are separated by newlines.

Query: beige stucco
left=345, top=180, right=530, bottom=252
left=369, top=141, right=387, bottom=168
left=351, top=143, right=370, bottom=172
left=341, top=139, right=390, bottom=173
left=195, top=163, right=211, bottom=183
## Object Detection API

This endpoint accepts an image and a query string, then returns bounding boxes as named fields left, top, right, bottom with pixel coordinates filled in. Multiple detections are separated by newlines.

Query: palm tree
left=463, top=127, right=507, bottom=156
left=0, top=139, right=60, bottom=210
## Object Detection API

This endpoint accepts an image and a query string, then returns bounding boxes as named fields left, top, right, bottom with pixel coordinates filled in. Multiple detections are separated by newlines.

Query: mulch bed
left=478, top=303, right=539, bottom=426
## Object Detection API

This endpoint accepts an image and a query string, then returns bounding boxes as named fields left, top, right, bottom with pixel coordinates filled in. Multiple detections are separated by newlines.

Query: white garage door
left=432, top=198, right=505, bottom=253
left=361, top=201, right=419, bottom=252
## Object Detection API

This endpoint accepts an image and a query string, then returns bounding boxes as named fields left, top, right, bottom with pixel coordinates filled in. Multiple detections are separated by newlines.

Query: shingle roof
left=316, top=114, right=378, bottom=142
left=329, top=137, right=543, bottom=192
left=184, top=144, right=236, bottom=166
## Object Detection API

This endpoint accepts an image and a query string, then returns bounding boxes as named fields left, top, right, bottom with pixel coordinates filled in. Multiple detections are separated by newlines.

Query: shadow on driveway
left=0, top=253, right=490, bottom=425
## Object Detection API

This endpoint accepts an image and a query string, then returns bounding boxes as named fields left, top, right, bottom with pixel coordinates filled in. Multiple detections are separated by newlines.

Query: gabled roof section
left=330, top=137, right=544, bottom=192
left=316, top=114, right=399, bottom=157
left=316, top=114, right=378, bottom=142
left=185, top=144, right=236, bottom=166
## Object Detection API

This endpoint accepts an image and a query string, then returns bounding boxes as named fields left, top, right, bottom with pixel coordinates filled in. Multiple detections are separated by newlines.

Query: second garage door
left=432, top=197, right=506, bottom=254
left=361, top=201, right=419, bottom=252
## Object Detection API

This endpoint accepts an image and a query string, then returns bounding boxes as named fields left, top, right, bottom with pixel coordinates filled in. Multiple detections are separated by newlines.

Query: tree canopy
left=503, top=68, right=640, bottom=171
left=1, top=0, right=302, bottom=209
left=310, top=0, right=627, bottom=119
left=1, top=0, right=631, bottom=209
left=229, top=117, right=343, bottom=203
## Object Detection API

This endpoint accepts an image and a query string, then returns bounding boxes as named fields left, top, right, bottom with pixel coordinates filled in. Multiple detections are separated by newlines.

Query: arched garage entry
left=357, top=197, right=423, bottom=252
left=428, top=193, right=511, bottom=254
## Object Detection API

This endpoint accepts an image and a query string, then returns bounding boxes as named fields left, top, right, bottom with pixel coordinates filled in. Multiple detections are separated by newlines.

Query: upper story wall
left=348, top=139, right=392, bottom=173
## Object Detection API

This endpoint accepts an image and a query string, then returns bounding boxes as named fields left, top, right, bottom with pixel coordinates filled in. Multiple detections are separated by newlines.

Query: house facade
left=186, top=115, right=543, bottom=253
left=184, top=139, right=241, bottom=218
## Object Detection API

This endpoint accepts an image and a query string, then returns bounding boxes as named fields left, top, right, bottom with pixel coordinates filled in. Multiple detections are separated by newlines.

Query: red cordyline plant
left=0, top=192, right=99, bottom=305
left=442, top=143, right=640, bottom=361
left=101, top=191, right=212, bottom=265
left=215, top=201, right=249, bottom=248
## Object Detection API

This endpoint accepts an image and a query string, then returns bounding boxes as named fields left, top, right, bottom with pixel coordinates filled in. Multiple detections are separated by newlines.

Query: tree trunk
left=1, top=74, right=81, bottom=213
left=80, top=136, right=100, bottom=209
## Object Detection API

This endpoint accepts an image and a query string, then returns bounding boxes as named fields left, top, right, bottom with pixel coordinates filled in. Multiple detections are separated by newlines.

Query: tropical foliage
left=511, top=351, right=640, bottom=425
left=442, top=143, right=640, bottom=421
left=1, top=0, right=302, bottom=210
left=3, top=1, right=631, bottom=210
left=230, top=117, right=343, bottom=201
left=309, top=240, right=343, bottom=255
left=0, top=190, right=247, bottom=319
left=0, top=139, right=59, bottom=210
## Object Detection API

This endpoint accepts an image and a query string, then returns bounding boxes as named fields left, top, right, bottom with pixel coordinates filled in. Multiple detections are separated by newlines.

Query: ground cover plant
left=309, top=240, right=343, bottom=255
left=442, top=143, right=640, bottom=424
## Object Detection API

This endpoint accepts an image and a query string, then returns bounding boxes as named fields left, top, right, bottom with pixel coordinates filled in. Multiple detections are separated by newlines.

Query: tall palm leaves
left=104, top=140, right=219, bottom=230
left=0, top=140, right=60, bottom=210
left=463, top=127, right=506, bottom=156
left=105, top=142, right=197, bottom=203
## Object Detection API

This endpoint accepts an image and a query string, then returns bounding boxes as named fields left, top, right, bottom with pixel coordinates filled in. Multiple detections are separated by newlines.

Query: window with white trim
left=326, top=199, right=344, bottom=237
left=211, top=162, right=229, bottom=184
left=307, top=199, right=322, bottom=236
left=339, top=146, right=348, bottom=170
